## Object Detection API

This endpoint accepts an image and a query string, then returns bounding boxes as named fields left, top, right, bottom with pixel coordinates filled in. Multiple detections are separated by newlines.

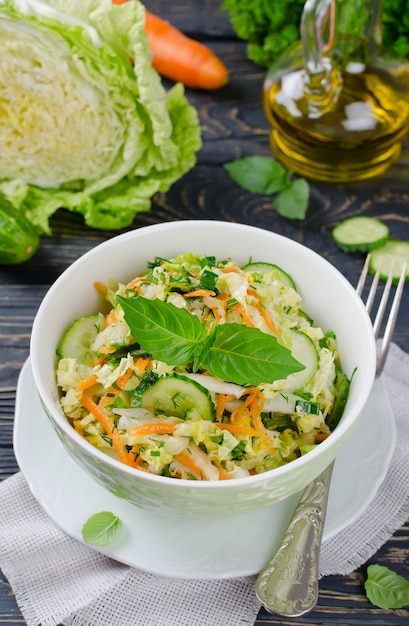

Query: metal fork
left=255, top=254, right=407, bottom=618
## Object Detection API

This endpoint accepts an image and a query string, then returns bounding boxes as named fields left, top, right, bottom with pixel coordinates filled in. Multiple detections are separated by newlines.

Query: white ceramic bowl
left=30, top=221, right=376, bottom=519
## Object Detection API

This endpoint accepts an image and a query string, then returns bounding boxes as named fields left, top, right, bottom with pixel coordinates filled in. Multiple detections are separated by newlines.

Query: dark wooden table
left=1, top=1, right=408, bottom=624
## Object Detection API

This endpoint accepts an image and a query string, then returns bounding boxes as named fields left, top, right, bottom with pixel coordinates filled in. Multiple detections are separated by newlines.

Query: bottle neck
left=301, top=0, right=384, bottom=75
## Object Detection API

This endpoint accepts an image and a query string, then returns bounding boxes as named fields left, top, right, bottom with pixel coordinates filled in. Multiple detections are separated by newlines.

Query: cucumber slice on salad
left=332, top=216, right=389, bottom=252
left=56, top=314, right=105, bottom=364
left=282, top=329, right=319, bottom=393
left=140, top=373, right=215, bottom=421
left=369, top=240, right=409, bottom=283
left=242, top=261, right=296, bottom=289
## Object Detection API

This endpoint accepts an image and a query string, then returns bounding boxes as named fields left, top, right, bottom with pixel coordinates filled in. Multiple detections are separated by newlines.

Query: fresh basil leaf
left=274, top=178, right=309, bottom=220
left=201, top=323, right=304, bottom=386
left=117, top=295, right=207, bottom=365
left=224, top=156, right=289, bottom=195
left=365, top=564, right=409, bottom=609
left=82, top=511, right=122, bottom=547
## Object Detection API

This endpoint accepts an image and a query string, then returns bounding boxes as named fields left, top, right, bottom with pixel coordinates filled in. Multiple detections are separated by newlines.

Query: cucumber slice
left=332, top=216, right=389, bottom=252
left=242, top=261, right=296, bottom=289
left=140, top=373, right=215, bottom=421
left=369, top=240, right=409, bottom=283
left=282, top=329, right=319, bottom=392
left=56, top=314, right=105, bottom=364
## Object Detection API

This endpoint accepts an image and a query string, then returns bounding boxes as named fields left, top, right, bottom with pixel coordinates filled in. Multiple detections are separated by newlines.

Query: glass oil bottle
left=262, top=0, right=409, bottom=182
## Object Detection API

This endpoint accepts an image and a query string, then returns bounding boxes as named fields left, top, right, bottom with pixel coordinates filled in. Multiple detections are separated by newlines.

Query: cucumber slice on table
left=242, top=261, right=296, bottom=289
left=140, top=373, right=215, bottom=420
left=332, top=216, right=389, bottom=252
left=56, top=314, right=105, bottom=363
left=369, top=240, right=409, bottom=283
left=282, top=329, right=319, bottom=393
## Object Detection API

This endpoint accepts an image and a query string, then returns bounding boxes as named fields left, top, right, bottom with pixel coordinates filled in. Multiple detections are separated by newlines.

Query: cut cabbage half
left=0, top=0, right=202, bottom=231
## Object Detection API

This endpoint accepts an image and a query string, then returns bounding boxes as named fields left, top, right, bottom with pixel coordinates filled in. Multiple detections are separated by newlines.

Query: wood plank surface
left=0, top=1, right=408, bottom=624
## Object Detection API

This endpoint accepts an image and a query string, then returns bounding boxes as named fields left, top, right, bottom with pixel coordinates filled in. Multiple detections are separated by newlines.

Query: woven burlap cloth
left=0, top=342, right=408, bottom=626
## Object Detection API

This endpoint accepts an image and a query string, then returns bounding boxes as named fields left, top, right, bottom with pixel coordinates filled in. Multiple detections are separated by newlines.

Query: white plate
left=14, top=359, right=396, bottom=580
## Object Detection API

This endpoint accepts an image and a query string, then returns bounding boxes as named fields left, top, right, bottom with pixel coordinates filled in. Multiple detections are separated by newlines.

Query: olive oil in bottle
left=262, top=0, right=409, bottom=182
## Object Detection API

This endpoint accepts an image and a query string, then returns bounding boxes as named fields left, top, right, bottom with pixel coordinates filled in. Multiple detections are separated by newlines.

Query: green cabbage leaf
left=0, top=0, right=202, bottom=232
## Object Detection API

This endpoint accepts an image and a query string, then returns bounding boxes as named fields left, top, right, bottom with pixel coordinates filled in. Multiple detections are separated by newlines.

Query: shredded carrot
left=231, top=302, right=255, bottom=327
left=127, top=276, right=147, bottom=290
left=216, top=423, right=259, bottom=436
left=106, top=310, right=117, bottom=325
left=209, top=304, right=222, bottom=324
left=127, top=423, right=177, bottom=437
left=128, top=421, right=176, bottom=438
left=315, top=432, right=330, bottom=442
left=81, top=390, right=133, bottom=467
left=247, top=288, right=278, bottom=334
left=213, top=461, right=230, bottom=480
left=255, top=301, right=278, bottom=334
left=115, top=367, right=133, bottom=389
left=76, top=375, right=99, bottom=393
left=183, top=289, right=216, bottom=297
left=99, top=345, right=117, bottom=354
left=93, top=281, right=107, bottom=297
left=133, top=356, right=152, bottom=371
left=174, top=452, right=204, bottom=478
left=221, top=266, right=247, bottom=276
left=229, top=390, right=257, bottom=424
left=132, top=454, right=152, bottom=473
left=215, top=393, right=237, bottom=420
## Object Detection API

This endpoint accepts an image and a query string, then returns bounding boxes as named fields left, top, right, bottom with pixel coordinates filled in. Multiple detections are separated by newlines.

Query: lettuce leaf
left=0, top=0, right=202, bottom=232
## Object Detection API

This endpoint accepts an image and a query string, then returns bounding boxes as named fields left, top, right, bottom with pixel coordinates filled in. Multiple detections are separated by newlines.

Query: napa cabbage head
left=0, top=0, right=202, bottom=231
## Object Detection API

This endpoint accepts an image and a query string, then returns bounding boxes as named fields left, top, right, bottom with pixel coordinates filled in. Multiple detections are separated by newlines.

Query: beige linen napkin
left=0, top=342, right=408, bottom=626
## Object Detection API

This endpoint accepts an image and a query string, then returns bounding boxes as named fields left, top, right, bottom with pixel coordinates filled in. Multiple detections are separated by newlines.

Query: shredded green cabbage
left=56, top=253, right=347, bottom=481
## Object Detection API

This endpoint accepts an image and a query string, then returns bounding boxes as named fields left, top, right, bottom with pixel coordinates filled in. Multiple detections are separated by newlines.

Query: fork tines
left=356, top=253, right=407, bottom=377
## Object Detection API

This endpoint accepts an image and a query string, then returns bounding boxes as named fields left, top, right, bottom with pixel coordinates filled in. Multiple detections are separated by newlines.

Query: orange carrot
left=144, top=11, right=228, bottom=90
left=106, top=310, right=117, bottom=325
left=184, top=289, right=216, bottom=297
left=247, top=288, right=278, bottom=334
left=133, top=355, right=152, bottom=371
left=127, top=423, right=177, bottom=437
left=112, top=0, right=228, bottom=89
left=93, top=281, right=107, bottom=297
left=231, top=302, right=255, bottom=327
left=213, top=461, right=230, bottom=480
left=215, top=393, right=237, bottom=420
left=76, top=375, right=99, bottom=392
left=174, top=452, right=204, bottom=478
left=315, top=432, right=329, bottom=442
left=81, top=390, right=134, bottom=466
left=216, top=423, right=259, bottom=436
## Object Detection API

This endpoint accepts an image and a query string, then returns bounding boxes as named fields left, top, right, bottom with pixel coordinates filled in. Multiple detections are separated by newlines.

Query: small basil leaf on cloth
left=82, top=511, right=122, bottom=547
left=365, top=564, right=409, bottom=609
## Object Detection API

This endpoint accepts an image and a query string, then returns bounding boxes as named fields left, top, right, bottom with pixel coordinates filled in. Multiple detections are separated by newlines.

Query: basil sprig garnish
left=117, top=296, right=304, bottom=386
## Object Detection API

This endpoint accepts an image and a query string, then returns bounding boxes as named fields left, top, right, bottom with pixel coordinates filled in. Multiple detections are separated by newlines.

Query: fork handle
left=255, top=462, right=334, bottom=617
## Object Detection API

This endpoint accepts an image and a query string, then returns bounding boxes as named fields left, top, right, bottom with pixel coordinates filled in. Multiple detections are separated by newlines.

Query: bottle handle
left=301, top=0, right=336, bottom=93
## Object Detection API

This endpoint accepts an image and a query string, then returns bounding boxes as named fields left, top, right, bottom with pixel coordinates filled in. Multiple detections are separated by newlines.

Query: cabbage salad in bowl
left=56, top=253, right=350, bottom=481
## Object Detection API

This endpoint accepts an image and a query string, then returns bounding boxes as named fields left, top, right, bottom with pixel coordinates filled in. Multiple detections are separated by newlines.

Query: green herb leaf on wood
left=82, top=511, right=122, bottom=547
left=365, top=564, right=409, bottom=609
left=224, top=156, right=290, bottom=195
left=274, top=178, right=310, bottom=220
left=224, top=156, right=309, bottom=220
